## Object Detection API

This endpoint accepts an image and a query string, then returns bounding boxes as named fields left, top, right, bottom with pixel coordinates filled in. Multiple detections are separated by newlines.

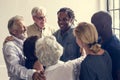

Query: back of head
left=23, top=36, right=39, bottom=60
left=74, top=22, right=101, bottom=53
left=91, top=11, right=112, bottom=36
left=31, top=6, right=47, bottom=17
left=57, top=7, right=76, bottom=23
left=35, top=36, right=63, bottom=67
left=8, top=15, right=23, bottom=35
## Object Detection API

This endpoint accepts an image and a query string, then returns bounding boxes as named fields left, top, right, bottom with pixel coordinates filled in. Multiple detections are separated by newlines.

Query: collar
left=12, top=36, right=25, bottom=50
left=12, top=36, right=25, bottom=46
left=60, top=27, right=73, bottom=36
left=34, top=23, right=45, bottom=31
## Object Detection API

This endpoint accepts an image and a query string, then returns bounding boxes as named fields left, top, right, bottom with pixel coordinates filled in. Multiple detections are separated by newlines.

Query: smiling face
left=57, top=12, right=73, bottom=32
left=13, top=20, right=27, bottom=40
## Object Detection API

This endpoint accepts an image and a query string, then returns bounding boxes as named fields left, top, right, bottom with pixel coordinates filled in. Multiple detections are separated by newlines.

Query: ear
left=70, top=19, right=74, bottom=24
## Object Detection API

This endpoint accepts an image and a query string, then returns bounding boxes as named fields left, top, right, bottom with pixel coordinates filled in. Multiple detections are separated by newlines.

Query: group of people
left=2, top=6, right=120, bottom=80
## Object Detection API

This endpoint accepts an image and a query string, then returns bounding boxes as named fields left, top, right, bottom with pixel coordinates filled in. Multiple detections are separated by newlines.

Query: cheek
left=76, top=39, right=84, bottom=48
left=76, top=39, right=81, bottom=46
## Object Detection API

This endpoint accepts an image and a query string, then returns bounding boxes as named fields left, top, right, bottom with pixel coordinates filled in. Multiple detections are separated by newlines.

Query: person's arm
left=33, top=60, right=44, bottom=71
left=66, top=48, right=87, bottom=65
left=3, top=43, right=36, bottom=80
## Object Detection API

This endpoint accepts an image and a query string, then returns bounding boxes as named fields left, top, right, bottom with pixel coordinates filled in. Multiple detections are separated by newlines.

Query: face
left=57, top=12, right=73, bottom=32
left=14, top=20, right=27, bottom=40
left=33, top=13, right=46, bottom=29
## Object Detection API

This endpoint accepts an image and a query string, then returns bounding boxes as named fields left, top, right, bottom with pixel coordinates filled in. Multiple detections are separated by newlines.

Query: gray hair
left=35, top=36, right=63, bottom=67
left=8, top=15, right=23, bottom=35
left=31, top=7, right=47, bottom=16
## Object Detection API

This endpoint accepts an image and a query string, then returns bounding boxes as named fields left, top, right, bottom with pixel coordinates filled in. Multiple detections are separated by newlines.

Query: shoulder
left=3, top=41, right=15, bottom=48
left=27, top=24, right=35, bottom=30
left=53, top=29, right=60, bottom=36
left=3, top=41, right=17, bottom=54
left=56, top=61, right=74, bottom=71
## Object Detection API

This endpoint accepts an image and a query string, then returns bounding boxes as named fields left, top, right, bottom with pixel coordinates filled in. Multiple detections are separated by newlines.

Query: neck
left=83, top=46, right=104, bottom=55
left=60, top=27, right=70, bottom=35
left=35, top=23, right=45, bottom=29
left=102, top=31, right=112, bottom=43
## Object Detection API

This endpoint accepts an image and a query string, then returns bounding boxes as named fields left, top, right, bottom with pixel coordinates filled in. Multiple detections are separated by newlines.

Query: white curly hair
left=35, top=36, right=63, bottom=67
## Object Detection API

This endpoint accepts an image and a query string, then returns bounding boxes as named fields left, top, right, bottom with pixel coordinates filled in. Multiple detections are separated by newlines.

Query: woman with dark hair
left=23, top=36, right=44, bottom=71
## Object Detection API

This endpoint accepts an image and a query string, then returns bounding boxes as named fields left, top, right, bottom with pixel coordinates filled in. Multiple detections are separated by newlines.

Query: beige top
left=27, top=23, right=56, bottom=38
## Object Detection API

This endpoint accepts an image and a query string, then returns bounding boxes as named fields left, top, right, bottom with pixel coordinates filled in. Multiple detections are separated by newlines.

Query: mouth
left=59, top=24, right=64, bottom=28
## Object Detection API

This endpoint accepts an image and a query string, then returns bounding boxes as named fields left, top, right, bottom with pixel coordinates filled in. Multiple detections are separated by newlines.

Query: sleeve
left=66, top=52, right=87, bottom=66
left=3, top=43, right=36, bottom=80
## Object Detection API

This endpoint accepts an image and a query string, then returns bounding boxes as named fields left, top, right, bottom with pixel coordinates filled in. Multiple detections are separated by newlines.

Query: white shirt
left=45, top=55, right=86, bottom=80
left=2, top=36, right=36, bottom=80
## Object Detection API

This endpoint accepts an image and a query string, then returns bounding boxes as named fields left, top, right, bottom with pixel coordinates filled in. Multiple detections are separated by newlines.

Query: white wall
left=0, top=0, right=106, bottom=79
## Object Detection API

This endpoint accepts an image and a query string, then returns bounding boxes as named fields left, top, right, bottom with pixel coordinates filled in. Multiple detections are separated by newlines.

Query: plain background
left=0, top=0, right=106, bottom=79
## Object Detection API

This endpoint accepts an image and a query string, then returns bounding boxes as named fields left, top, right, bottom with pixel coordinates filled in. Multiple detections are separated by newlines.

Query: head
left=35, top=36, right=63, bottom=67
left=57, top=7, right=75, bottom=32
left=74, top=22, right=101, bottom=53
left=8, top=15, right=27, bottom=40
left=91, top=11, right=112, bottom=37
left=23, top=36, right=39, bottom=60
left=31, top=7, right=47, bottom=29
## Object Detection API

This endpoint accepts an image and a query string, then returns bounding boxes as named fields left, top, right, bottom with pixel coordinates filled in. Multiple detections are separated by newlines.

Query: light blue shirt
left=2, top=36, right=36, bottom=80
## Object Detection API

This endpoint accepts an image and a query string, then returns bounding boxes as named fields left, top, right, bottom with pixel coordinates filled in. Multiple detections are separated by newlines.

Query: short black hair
left=57, top=7, right=75, bottom=20
left=91, top=11, right=112, bottom=28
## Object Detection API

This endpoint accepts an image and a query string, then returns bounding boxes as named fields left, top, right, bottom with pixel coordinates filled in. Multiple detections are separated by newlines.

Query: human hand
left=33, top=60, right=44, bottom=71
left=32, top=71, right=46, bottom=80
left=3, top=36, right=14, bottom=45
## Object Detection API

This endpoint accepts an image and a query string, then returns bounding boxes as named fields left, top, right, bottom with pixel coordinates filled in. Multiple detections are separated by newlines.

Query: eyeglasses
left=34, top=16, right=45, bottom=20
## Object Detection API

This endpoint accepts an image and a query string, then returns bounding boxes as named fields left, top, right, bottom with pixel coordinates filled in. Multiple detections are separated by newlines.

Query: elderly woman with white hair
left=35, top=35, right=86, bottom=80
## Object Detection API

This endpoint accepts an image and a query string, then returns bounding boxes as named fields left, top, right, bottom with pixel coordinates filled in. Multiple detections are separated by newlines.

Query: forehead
left=58, top=12, right=69, bottom=18
left=35, top=11, right=45, bottom=17
left=15, top=20, right=25, bottom=28
left=16, top=20, right=24, bottom=25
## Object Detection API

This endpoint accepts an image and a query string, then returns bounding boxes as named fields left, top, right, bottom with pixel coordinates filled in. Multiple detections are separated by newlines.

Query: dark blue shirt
left=101, top=35, right=120, bottom=80
left=80, top=51, right=113, bottom=80
left=53, top=28, right=80, bottom=62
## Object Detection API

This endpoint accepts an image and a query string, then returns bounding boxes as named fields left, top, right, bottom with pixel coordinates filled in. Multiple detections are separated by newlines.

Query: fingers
left=32, top=71, right=46, bottom=80
left=3, top=36, right=14, bottom=45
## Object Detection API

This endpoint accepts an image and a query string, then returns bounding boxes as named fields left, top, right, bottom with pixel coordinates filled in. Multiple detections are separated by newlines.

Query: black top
left=79, top=51, right=113, bottom=80
left=101, top=35, right=120, bottom=80
left=25, top=58, right=37, bottom=69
